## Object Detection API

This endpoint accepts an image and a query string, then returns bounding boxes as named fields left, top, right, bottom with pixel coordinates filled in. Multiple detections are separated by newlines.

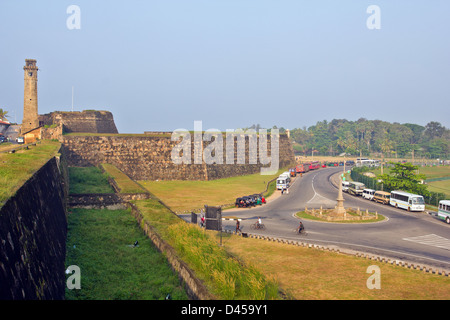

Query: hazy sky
left=1, top=1, right=449, bottom=133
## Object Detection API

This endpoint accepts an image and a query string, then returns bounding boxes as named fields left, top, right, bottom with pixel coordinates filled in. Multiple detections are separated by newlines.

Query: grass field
left=65, top=208, right=188, bottom=300
left=138, top=168, right=287, bottom=213
left=0, top=140, right=61, bottom=206
left=295, top=210, right=386, bottom=223
left=221, top=233, right=450, bottom=300
left=68, top=166, right=115, bottom=194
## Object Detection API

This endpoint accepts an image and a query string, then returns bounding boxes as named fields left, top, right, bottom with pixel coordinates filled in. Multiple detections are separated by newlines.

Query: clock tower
left=22, top=59, right=39, bottom=135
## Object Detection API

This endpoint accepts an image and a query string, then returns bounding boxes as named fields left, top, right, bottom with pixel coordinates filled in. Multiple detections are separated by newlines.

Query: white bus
left=362, top=188, right=376, bottom=200
left=276, top=177, right=289, bottom=190
left=356, top=158, right=380, bottom=168
left=389, top=190, right=425, bottom=212
left=438, top=200, right=450, bottom=224
left=342, top=181, right=350, bottom=192
left=348, top=182, right=365, bottom=196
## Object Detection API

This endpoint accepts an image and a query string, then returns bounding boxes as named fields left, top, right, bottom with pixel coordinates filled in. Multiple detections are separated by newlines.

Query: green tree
left=377, top=162, right=429, bottom=196
left=0, top=108, right=9, bottom=122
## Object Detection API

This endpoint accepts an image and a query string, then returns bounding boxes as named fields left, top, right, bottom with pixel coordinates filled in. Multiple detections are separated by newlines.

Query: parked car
left=0, top=135, right=7, bottom=143
left=16, top=136, right=24, bottom=144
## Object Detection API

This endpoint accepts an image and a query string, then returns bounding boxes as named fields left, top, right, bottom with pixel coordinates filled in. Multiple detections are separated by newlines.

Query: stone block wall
left=40, top=110, right=118, bottom=134
left=0, top=156, right=68, bottom=299
left=62, top=133, right=295, bottom=181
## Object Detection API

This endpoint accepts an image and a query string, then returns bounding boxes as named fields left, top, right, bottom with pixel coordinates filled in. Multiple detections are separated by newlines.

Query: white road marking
left=403, top=234, right=450, bottom=251
left=307, top=173, right=335, bottom=206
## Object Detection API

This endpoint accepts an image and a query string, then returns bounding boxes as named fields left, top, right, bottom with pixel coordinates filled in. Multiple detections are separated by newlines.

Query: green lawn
left=138, top=168, right=286, bottom=213
left=65, top=208, right=188, bottom=300
left=0, top=140, right=61, bottom=206
left=68, top=166, right=115, bottom=194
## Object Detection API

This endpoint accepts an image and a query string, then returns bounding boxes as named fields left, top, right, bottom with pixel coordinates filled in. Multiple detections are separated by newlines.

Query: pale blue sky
left=1, top=1, right=449, bottom=133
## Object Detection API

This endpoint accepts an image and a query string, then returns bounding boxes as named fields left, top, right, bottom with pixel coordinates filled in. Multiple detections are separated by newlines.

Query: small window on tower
left=28, top=72, right=33, bottom=76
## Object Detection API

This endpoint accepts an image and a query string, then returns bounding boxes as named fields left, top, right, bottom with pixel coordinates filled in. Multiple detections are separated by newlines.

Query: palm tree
left=0, top=108, right=9, bottom=122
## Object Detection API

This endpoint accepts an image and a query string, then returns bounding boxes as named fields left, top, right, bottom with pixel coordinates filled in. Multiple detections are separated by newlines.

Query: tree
left=0, top=108, right=9, bottom=122
left=424, top=121, right=445, bottom=140
left=377, top=162, right=429, bottom=196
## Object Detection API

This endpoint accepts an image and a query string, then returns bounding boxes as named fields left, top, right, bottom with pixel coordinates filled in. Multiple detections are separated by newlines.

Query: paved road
left=219, top=167, right=450, bottom=271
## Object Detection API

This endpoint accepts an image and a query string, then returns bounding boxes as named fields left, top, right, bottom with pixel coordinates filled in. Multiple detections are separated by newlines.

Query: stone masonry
left=62, top=133, right=295, bottom=181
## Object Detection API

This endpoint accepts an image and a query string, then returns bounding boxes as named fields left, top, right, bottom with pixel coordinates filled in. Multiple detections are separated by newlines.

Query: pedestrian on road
left=236, top=220, right=241, bottom=233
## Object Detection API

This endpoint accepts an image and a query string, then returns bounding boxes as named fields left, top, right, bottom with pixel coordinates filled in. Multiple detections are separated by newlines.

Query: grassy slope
left=100, top=163, right=147, bottom=193
left=68, top=166, right=115, bottom=194
left=0, top=140, right=61, bottom=206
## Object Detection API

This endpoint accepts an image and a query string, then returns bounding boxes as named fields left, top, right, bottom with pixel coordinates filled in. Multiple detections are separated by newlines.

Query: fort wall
left=0, top=154, right=68, bottom=299
left=40, top=110, right=118, bottom=134
left=62, top=133, right=295, bottom=181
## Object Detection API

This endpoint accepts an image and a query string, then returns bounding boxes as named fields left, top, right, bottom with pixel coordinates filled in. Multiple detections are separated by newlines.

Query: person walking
left=236, top=220, right=241, bottom=233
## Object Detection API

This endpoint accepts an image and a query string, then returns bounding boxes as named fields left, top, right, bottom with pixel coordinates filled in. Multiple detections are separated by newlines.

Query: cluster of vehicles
left=0, top=134, right=24, bottom=144
left=276, top=171, right=292, bottom=190
left=235, top=194, right=266, bottom=208
left=295, top=161, right=321, bottom=174
left=343, top=180, right=427, bottom=212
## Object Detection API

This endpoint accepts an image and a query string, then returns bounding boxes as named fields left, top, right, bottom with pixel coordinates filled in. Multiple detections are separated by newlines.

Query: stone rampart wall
left=62, top=133, right=295, bottom=181
left=0, top=155, right=68, bottom=299
left=41, top=110, right=118, bottom=134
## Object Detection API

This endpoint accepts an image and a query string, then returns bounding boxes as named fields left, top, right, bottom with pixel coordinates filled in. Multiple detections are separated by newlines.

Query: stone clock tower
left=21, top=59, right=39, bottom=134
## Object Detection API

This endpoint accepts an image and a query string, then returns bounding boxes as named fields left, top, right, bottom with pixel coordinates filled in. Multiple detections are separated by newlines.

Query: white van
left=342, top=181, right=350, bottom=192
left=279, top=173, right=291, bottom=182
left=276, top=178, right=289, bottom=190
left=362, top=188, right=376, bottom=200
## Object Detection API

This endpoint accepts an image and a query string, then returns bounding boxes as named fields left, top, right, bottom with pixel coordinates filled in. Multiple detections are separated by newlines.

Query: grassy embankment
left=100, top=163, right=148, bottom=193
left=68, top=166, right=115, bottom=194
left=0, top=140, right=61, bottom=207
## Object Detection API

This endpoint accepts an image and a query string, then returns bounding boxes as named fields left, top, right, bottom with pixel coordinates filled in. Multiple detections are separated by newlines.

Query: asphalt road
left=218, top=167, right=450, bottom=271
